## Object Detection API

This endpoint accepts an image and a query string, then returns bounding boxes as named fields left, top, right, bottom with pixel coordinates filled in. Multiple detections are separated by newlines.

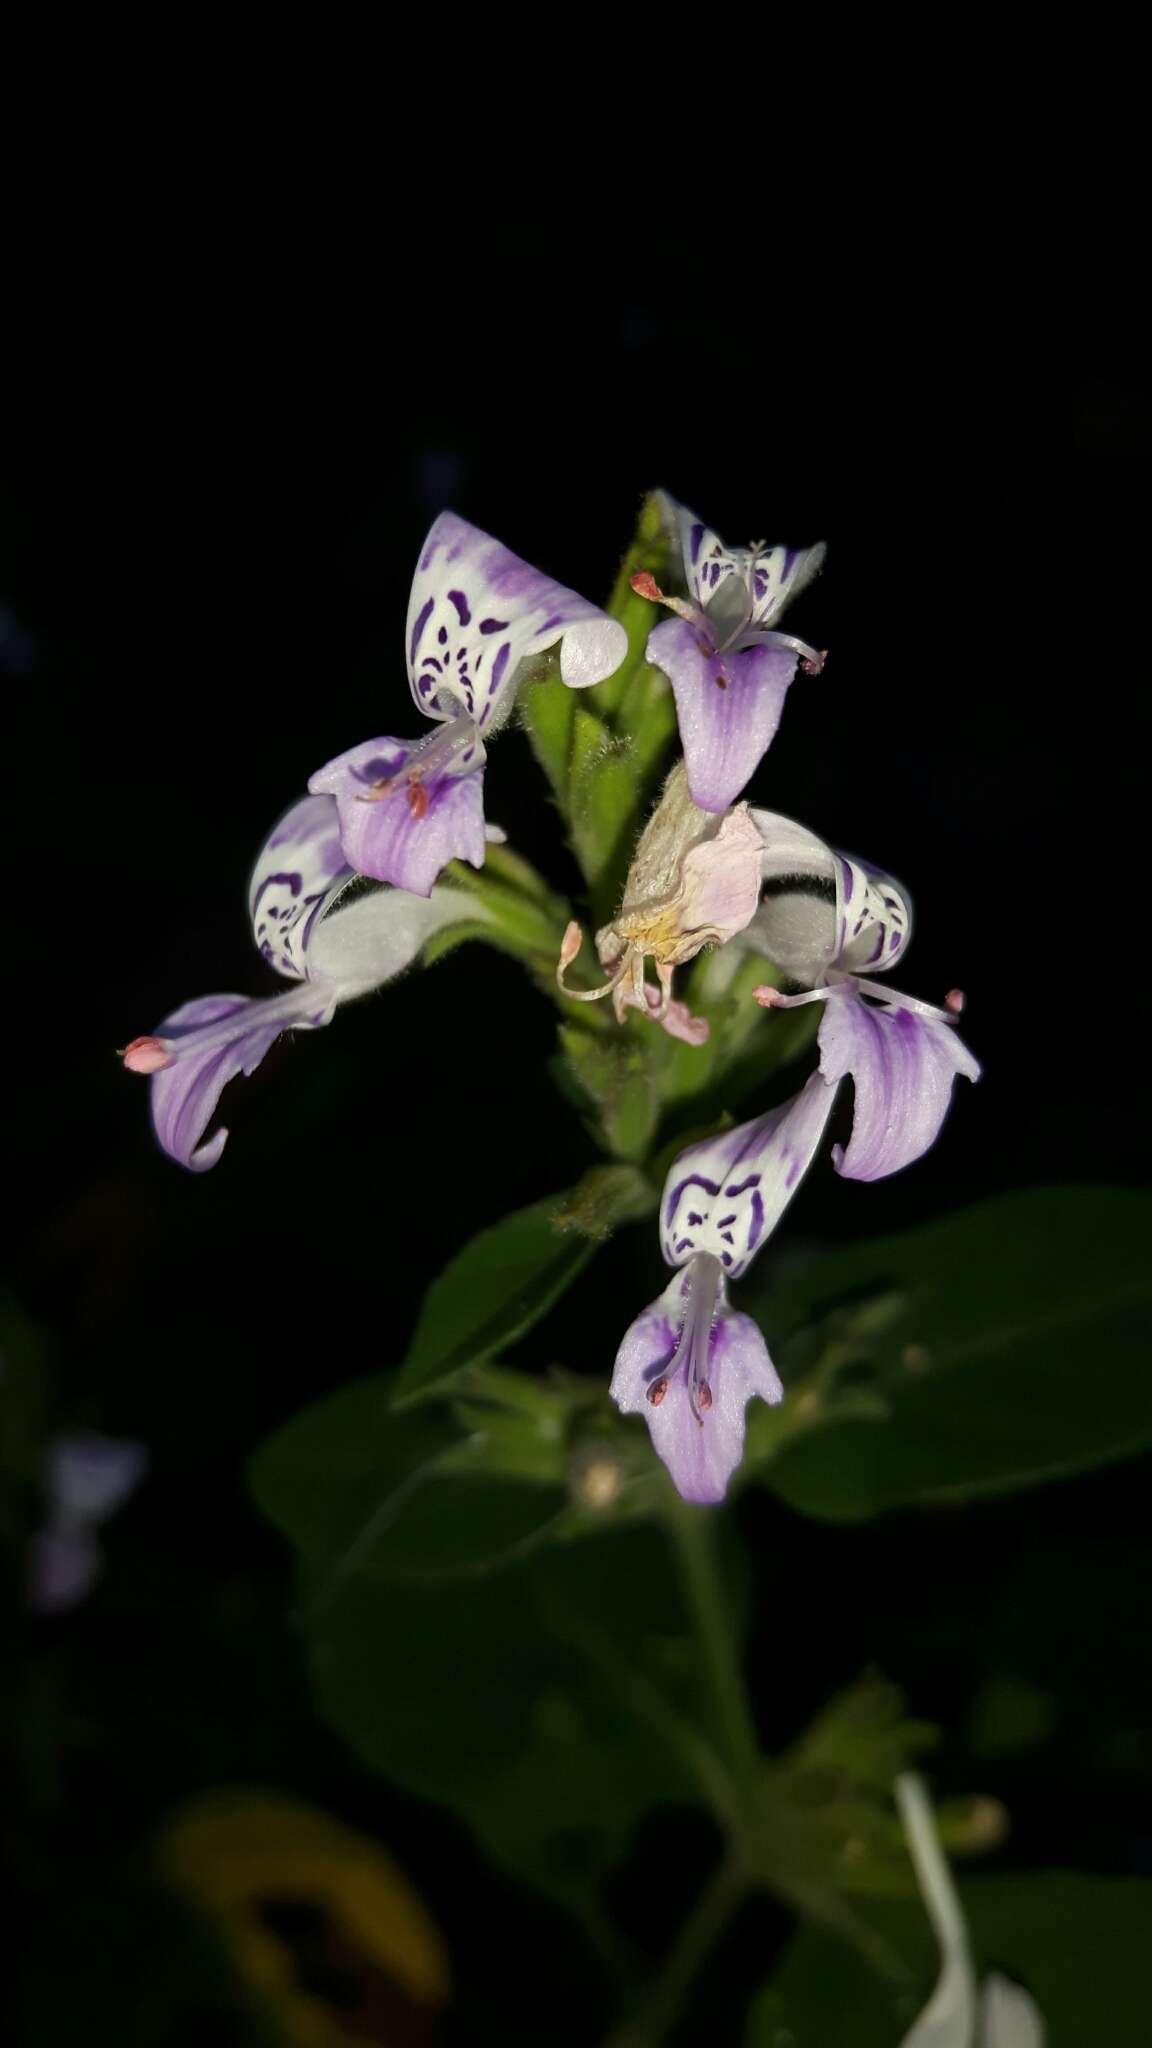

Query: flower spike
left=310, top=512, right=627, bottom=896
left=122, top=794, right=477, bottom=1170
left=635, top=493, right=827, bottom=813
left=747, top=811, right=980, bottom=1180
left=612, top=1072, right=835, bottom=1503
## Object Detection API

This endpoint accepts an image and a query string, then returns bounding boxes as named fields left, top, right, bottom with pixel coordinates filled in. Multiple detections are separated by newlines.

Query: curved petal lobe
left=648, top=617, right=798, bottom=812
left=407, top=511, right=626, bottom=728
left=150, top=990, right=332, bottom=1172
left=308, top=736, right=487, bottom=897
left=819, top=995, right=981, bottom=1181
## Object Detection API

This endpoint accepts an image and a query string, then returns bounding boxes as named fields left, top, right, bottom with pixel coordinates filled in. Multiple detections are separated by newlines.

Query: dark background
left=4, top=12, right=1149, bottom=2044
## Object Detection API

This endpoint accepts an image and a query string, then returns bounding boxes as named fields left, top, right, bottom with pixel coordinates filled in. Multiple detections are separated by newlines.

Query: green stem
left=600, top=1860, right=740, bottom=2048
left=663, top=1493, right=760, bottom=1790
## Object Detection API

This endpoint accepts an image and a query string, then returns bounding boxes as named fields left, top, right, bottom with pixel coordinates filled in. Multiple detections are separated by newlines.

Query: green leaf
left=746, top=1872, right=1152, bottom=2048
left=746, top=1186, right=1152, bottom=1520
left=297, top=1524, right=710, bottom=1896
left=391, top=1192, right=603, bottom=1408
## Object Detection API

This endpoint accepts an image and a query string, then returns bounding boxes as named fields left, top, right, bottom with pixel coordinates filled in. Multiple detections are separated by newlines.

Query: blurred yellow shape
left=159, top=1791, right=449, bottom=2048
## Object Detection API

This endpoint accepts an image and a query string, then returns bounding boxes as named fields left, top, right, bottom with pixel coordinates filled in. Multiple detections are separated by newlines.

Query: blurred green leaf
left=294, top=1525, right=711, bottom=1896
left=745, top=1186, right=1152, bottom=1519
left=391, top=1192, right=604, bottom=1409
left=746, top=1872, right=1152, bottom=2048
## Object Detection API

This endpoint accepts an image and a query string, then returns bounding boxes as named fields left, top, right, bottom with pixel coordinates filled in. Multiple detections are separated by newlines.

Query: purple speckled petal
left=610, top=1269, right=782, bottom=1505
left=308, top=733, right=487, bottom=896
left=664, top=494, right=826, bottom=634
left=660, top=1070, right=835, bottom=1278
left=248, top=793, right=351, bottom=980
left=836, top=855, right=913, bottom=976
left=46, top=1434, right=148, bottom=1525
left=149, top=989, right=334, bottom=1172
left=819, top=993, right=981, bottom=1181
left=27, top=1526, right=101, bottom=1612
left=647, top=617, right=798, bottom=813
left=407, top=511, right=627, bottom=730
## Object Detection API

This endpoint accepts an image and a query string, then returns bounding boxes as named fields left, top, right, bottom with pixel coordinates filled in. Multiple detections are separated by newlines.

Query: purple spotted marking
left=410, top=597, right=434, bottom=667
left=746, top=1189, right=766, bottom=1248
left=479, top=617, right=508, bottom=634
left=688, top=522, right=704, bottom=563
left=663, top=1174, right=721, bottom=1230
left=447, top=589, right=471, bottom=626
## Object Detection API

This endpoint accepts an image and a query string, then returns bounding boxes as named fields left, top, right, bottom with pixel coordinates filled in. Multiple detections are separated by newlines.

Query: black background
left=4, top=11, right=1150, bottom=2045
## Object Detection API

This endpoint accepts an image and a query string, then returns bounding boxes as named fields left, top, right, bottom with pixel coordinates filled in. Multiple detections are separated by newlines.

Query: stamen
left=628, top=570, right=704, bottom=628
left=121, top=984, right=328, bottom=1070
left=666, top=1253, right=723, bottom=1427
left=945, top=988, right=966, bottom=1015
left=355, top=715, right=476, bottom=809
left=121, top=1035, right=173, bottom=1074
left=752, top=982, right=841, bottom=1012
left=849, top=975, right=965, bottom=1026
left=646, top=1377, right=668, bottom=1407
left=556, top=922, right=628, bottom=1004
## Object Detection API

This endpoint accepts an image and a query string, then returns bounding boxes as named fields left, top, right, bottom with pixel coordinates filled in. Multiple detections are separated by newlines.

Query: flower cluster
left=122, top=495, right=977, bottom=1505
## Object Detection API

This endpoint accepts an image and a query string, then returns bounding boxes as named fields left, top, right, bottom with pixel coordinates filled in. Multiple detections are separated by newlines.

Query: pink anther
left=121, top=1035, right=172, bottom=1074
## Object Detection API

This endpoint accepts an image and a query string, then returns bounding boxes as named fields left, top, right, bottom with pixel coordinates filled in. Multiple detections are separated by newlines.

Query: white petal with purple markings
left=406, top=510, right=627, bottom=731
left=747, top=813, right=913, bottom=982
left=659, top=1071, right=836, bottom=1279
left=666, top=495, right=826, bottom=638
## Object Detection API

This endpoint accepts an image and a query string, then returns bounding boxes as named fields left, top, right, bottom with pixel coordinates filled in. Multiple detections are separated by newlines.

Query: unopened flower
left=747, top=812, right=980, bottom=1179
left=309, top=512, right=627, bottom=896
left=122, top=794, right=476, bottom=1170
left=557, top=760, right=764, bottom=1042
left=631, top=493, right=826, bottom=813
left=896, top=1774, right=1044, bottom=2047
left=611, top=1073, right=835, bottom=1503
left=29, top=1433, right=148, bottom=1612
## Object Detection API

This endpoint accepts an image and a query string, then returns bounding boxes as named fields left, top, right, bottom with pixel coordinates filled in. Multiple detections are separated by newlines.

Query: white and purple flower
left=631, top=493, right=826, bottom=814
left=122, top=794, right=478, bottom=1171
left=309, top=512, right=628, bottom=897
left=748, top=812, right=981, bottom=1180
left=28, top=1433, right=148, bottom=1613
left=611, top=1073, right=836, bottom=1504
